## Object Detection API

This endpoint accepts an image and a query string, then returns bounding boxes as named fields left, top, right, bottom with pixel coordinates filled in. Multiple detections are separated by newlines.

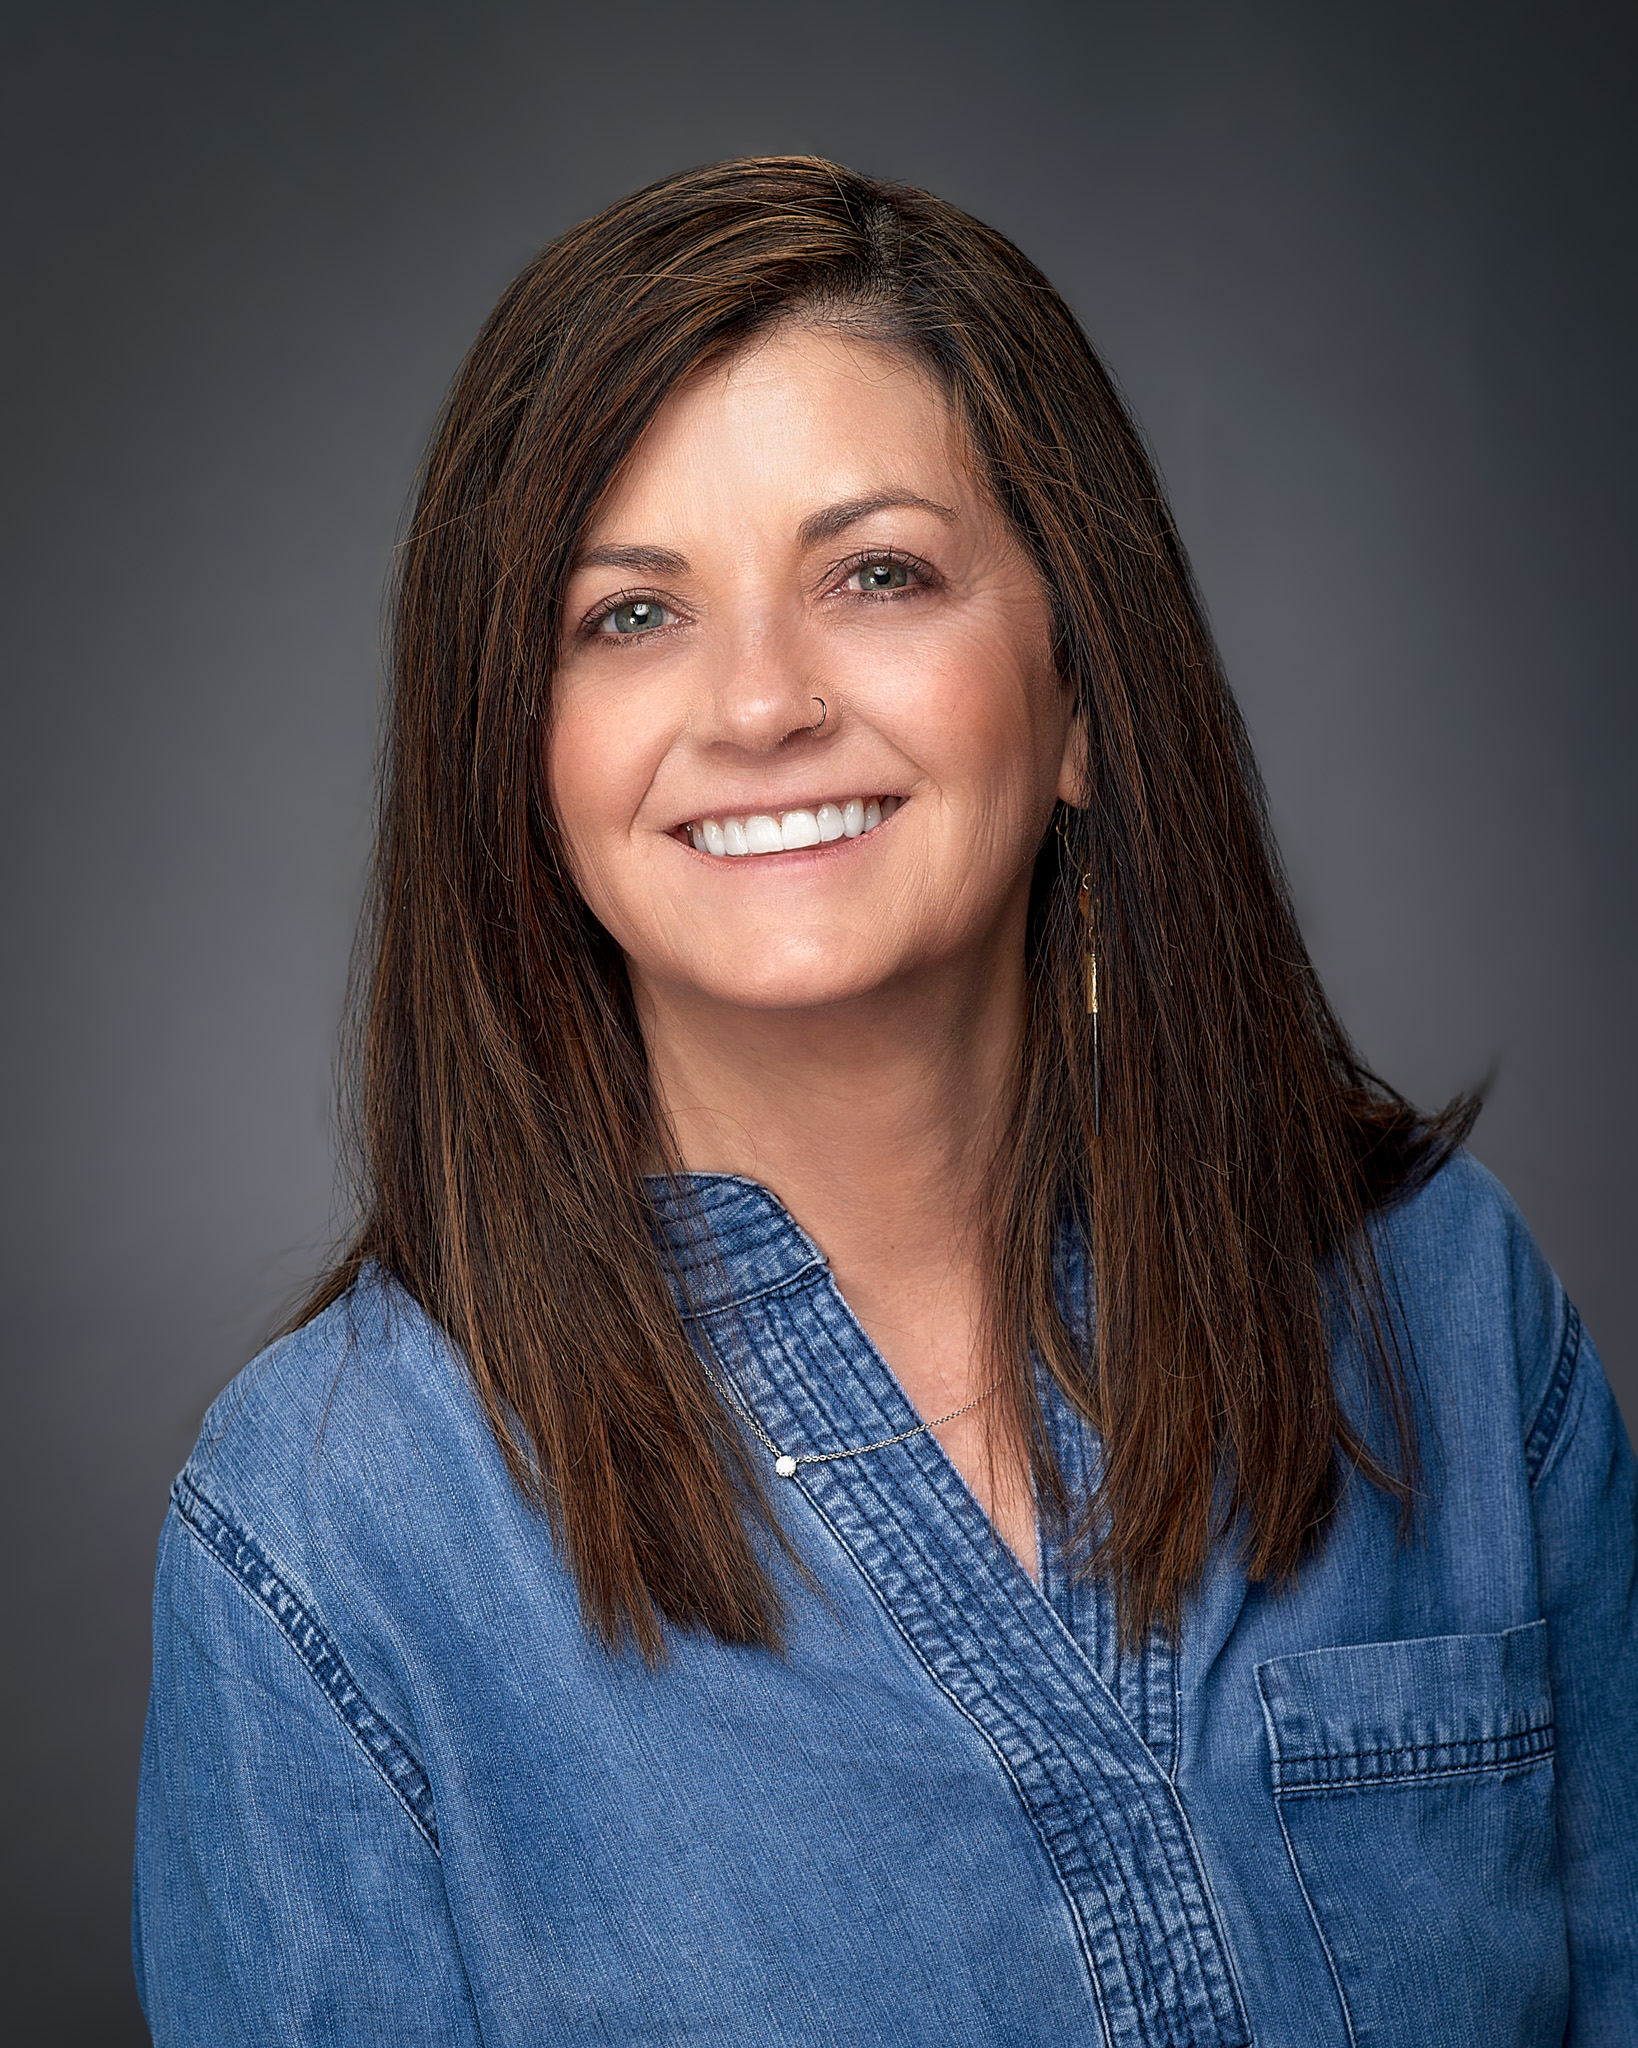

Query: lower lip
left=675, top=805, right=904, bottom=866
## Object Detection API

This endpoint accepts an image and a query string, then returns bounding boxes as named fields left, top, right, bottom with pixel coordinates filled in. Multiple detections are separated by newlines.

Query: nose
left=695, top=615, right=833, bottom=755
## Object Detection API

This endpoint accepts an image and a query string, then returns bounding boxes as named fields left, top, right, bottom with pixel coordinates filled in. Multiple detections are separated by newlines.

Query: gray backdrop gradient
left=3, top=2, right=1633, bottom=2037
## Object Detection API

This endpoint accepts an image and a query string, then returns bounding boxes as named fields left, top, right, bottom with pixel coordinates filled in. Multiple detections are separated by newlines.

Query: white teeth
left=686, top=798, right=901, bottom=858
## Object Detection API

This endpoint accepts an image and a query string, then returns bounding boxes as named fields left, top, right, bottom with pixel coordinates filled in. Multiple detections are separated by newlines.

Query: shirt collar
left=648, top=1171, right=1093, bottom=1345
left=644, top=1172, right=829, bottom=1314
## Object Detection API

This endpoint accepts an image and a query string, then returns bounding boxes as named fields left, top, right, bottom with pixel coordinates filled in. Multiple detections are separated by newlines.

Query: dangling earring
left=1076, top=869, right=1102, bottom=1136
left=1058, top=812, right=1103, bottom=1137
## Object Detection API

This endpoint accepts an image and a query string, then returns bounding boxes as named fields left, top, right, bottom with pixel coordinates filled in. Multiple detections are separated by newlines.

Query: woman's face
left=549, top=321, right=1080, bottom=1020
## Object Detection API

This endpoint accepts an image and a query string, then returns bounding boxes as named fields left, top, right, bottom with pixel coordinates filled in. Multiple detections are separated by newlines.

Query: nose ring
left=810, top=697, right=827, bottom=732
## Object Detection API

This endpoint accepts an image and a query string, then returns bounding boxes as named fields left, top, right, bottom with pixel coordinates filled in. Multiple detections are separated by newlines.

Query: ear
left=1056, top=711, right=1090, bottom=808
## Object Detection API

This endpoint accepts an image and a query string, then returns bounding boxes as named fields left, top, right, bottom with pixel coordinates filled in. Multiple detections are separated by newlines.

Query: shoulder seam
left=1524, top=1300, right=1582, bottom=1490
left=170, top=1474, right=441, bottom=1854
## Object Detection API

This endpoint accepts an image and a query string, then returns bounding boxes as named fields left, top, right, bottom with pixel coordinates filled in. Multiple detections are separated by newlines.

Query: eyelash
left=575, top=550, right=939, bottom=641
left=827, top=548, right=939, bottom=600
left=579, top=588, right=679, bottom=639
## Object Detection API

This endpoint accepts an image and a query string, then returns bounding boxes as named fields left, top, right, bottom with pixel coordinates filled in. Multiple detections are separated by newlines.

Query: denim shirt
left=134, top=1153, right=1638, bottom=2046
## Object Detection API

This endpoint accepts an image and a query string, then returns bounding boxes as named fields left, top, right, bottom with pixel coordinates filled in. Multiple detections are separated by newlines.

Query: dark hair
left=298, top=156, right=1473, bottom=1660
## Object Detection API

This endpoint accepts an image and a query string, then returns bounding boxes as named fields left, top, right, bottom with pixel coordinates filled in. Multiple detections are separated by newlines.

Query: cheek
left=543, top=708, right=602, bottom=871
left=542, top=691, right=651, bottom=913
left=906, top=620, right=1065, bottom=809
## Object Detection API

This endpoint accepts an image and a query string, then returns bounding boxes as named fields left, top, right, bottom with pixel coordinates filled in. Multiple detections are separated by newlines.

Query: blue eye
left=603, top=599, right=671, bottom=635
left=853, top=559, right=911, bottom=593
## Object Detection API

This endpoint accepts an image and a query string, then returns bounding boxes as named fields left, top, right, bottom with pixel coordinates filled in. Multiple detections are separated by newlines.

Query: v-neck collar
left=649, top=1171, right=1248, bottom=2048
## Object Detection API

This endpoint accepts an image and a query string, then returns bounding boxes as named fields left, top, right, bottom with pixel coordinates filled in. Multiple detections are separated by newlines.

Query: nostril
left=776, top=697, right=830, bottom=747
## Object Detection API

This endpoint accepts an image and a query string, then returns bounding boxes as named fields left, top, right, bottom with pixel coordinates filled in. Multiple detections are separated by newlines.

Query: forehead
left=583, top=322, right=974, bottom=538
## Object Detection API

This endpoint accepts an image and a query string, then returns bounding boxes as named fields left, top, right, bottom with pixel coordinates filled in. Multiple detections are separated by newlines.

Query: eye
left=597, top=597, right=674, bottom=636
left=848, top=558, right=912, bottom=594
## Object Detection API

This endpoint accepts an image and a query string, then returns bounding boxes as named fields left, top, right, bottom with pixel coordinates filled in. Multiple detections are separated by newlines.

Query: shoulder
left=1367, top=1148, right=1581, bottom=1470
left=168, top=1272, right=515, bottom=1608
left=187, top=1271, right=476, bottom=1487
left=144, top=1278, right=534, bottom=1892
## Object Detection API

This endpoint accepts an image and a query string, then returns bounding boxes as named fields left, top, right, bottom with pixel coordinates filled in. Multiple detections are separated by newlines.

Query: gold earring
left=1058, top=814, right=1103, bottom=1136
left=1077, top=872, right=1102, bottom=1136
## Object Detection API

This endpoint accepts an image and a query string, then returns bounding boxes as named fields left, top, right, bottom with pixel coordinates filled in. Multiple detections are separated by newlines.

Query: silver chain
left=699, top=1355, right=990, bottom=1480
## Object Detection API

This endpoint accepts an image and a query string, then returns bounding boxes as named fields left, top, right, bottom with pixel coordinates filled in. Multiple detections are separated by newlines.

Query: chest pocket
left=1256, top=1622, right=1565, bottom=2048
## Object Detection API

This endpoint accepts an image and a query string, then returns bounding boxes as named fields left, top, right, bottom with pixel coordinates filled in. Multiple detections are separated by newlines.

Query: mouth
left=679, top=795, right=902, bottom=859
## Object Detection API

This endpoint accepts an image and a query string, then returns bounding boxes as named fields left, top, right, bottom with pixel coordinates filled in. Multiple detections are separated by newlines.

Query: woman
left=134, top=158, right=1636, bottom=2045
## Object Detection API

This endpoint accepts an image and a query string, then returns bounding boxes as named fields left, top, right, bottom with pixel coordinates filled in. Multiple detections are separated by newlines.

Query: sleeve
left=1527, top=1308, right=1638, bottom=2045
left=133, top=1504, right=483, bottom=2047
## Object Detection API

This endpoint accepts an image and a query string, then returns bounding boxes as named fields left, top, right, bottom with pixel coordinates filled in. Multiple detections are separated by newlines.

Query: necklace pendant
left=773, top=1454, right=798, bottom=1479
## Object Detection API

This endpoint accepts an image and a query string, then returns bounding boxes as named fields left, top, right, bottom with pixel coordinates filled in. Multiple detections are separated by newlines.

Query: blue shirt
left=134, top=1152, right=1638, bottom=2045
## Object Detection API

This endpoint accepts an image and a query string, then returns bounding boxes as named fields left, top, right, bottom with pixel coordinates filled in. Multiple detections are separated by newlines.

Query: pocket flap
left=1256, top=1621, right=1552, bottom=1793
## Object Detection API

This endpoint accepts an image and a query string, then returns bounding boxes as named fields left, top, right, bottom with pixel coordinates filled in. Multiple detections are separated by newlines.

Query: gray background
left=3, top=1, right=1632, bottom=2036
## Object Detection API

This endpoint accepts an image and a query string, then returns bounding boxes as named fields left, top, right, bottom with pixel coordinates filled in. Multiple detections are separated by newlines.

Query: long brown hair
left=300, top=156, right=1473, bottom=1660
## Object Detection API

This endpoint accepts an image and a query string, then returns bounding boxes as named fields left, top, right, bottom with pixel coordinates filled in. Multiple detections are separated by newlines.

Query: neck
left=634, top=922, right=1038, bottom=1575
left=638, top=948, right=1023, bottom=1303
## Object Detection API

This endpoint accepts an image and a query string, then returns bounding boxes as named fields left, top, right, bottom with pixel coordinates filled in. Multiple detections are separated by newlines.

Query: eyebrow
left=797, top=491, right=958, bottom=548
left=571, top=542, right=691, bottom=575
left=571, top=492, right=959, bottom=577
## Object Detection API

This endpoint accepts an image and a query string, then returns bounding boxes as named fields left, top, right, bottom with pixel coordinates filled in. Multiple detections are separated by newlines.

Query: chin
left=682, top=946, right=895, bottom=1015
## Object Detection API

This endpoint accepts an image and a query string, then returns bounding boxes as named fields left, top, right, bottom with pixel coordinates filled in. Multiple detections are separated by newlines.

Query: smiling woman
left=548, top=322, right=1076, bottom=1563
left=133, top=160, right=1637, bottom=2046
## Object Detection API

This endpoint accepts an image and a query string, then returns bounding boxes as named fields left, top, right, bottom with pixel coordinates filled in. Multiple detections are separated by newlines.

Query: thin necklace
left=700, top=1357, right=992, bottom=1480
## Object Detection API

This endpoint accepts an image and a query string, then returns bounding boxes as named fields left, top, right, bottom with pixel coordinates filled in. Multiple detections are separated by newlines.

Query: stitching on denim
left=171, top=1476, right=441, bottom=1854
left=788, top=1427, right=1247, bottom=2042
left=1024, top=1528, right=1239, bottom=2032
left=709, top=1275, right=1249, bottom=2044
left=1275, top=1723, right=1554, bottom=1768
left=1142, top=1664, right=1250, bottom=2039
left=1169, top=1642, right=1183, bottom=1786
left=791, top=1483, right=1117, bottom=2048
left=1256, top=1669, right=1359, bottom=2048
left=674, top=1257, right=828, bottom=1321
left=1525, top=1300, right=1582, bottom=1488
left=1275, top=1753, right=1556, bottom=1797
left=802, top=1479, right=1178, bottom=2042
